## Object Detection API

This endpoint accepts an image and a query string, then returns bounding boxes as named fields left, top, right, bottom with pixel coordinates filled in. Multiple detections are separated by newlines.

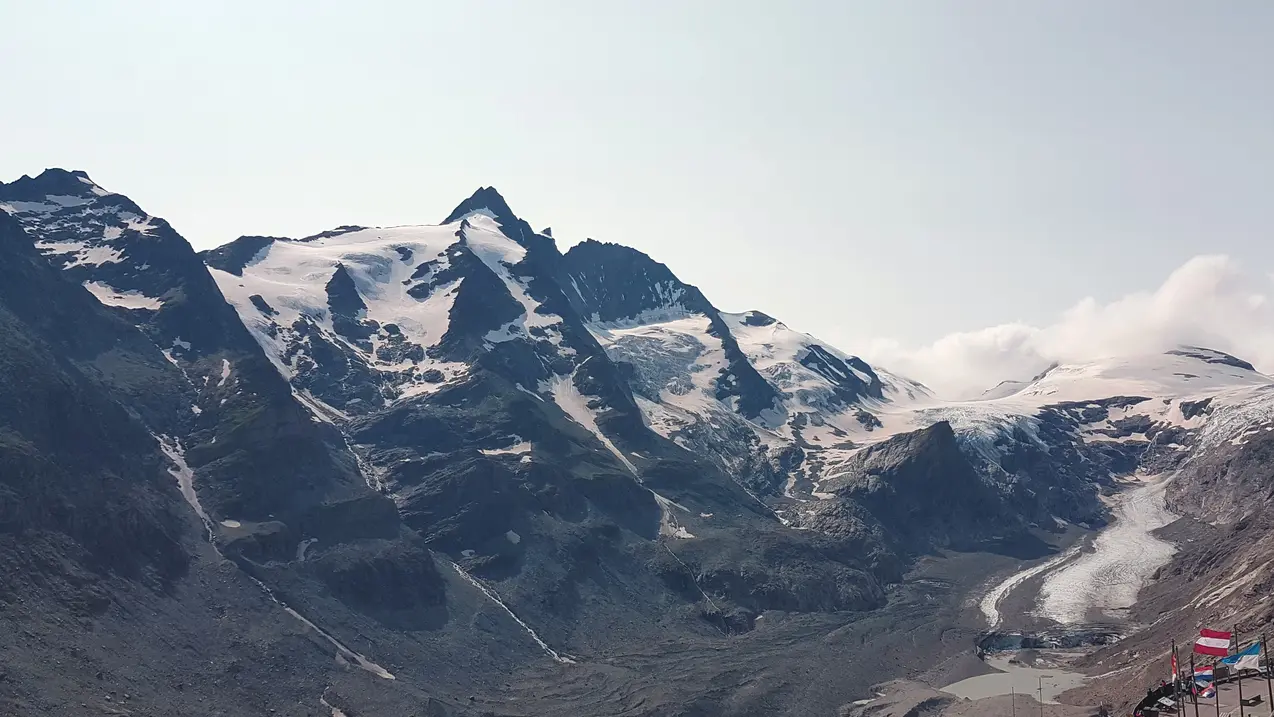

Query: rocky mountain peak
left=1167, top=345, right=1257, bottom=372
left=444, top=186, right=516, bottom=226
left=443, top=186, right=557, bottom=255
left=560, top=239, right=704, bottom=323
left=0, top=167, right=109, bottom=202
left=840, top=419, right=957, bottom=472
left=817, top=419, right=1023, bottom=550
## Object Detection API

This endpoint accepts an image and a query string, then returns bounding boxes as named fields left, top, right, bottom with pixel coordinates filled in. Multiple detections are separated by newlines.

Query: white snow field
left=866, top=348, right=1274, bottom=456
left=208, top=222, right=469, bottom=386
left=209, top=210, right=597, bottom=406
left=544, top=369, right=638, bottom=473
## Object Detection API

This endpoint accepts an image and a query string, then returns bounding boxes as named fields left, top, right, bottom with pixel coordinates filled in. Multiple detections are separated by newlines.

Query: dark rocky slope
left=811, top=421, right=1024, bottom=554
left=0, top=207, right=192, bottom=605
left=0, top=209, right=447, bottom=715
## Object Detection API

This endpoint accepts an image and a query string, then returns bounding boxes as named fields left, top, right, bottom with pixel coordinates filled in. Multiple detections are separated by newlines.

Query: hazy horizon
left=6, top=1, right=1273, bottom=396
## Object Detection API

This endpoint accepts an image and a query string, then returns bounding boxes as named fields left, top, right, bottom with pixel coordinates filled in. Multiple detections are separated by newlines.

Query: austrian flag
left=1194, top=629, right=1233, bottom=657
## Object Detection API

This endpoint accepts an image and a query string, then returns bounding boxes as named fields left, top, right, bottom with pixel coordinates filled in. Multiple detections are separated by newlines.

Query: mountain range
left=3, top=168, right=1274, bottom=716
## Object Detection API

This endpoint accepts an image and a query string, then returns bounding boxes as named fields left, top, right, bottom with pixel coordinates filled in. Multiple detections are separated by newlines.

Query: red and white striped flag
left=1194, top=628, right=1233, bottom=657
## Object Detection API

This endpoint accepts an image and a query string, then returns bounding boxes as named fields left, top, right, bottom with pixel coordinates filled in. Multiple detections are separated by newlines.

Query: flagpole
left=1215, top=655, right=1221, bottom=717
left=1238, top=666, right=1246, bottom=717
left=1175, top=641, right=1183, bottom=715
left=1235, top=624, right=1246, bottom=717
left=1173, top=637, right=1179, bottom=710
left=1264, top=633, right=1273, bottom=711
left=1191, top=652, right=1200, bottom=717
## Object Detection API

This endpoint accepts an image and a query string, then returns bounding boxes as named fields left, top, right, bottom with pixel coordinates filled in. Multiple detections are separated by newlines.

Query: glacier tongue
left=1034, top=475, right=1177, bottom=624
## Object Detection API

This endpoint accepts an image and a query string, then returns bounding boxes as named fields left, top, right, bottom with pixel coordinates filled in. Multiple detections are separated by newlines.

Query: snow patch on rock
left=82, top=280, right=164, bottom=310
left=481, top=439, right=532, bottom=457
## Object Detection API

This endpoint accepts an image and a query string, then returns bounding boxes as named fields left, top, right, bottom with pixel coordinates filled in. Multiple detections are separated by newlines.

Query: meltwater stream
left=450, top=562, right=576, bottom=665
left=156, top=434, right=396, bottom=681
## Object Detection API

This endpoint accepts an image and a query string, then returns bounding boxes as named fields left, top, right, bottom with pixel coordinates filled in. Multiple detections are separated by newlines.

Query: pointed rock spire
left=443, top=186, right=557, bottom=251
left=443, top=186, right=518, bottom=227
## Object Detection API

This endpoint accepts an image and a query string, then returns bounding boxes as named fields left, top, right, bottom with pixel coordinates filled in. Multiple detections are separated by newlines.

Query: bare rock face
left=817, top=421, right=1025, bottom=553
left=0, top=208, right=192, bottom=594
left=1168, top=423, right=1274, bottom=522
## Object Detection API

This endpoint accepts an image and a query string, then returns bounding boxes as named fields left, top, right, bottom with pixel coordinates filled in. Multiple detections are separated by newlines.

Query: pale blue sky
left=4, top=1, right=1273, bottom=381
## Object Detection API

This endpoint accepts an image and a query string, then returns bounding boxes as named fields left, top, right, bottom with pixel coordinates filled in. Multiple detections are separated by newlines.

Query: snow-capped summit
left=561, top=239, right=783, bottom=419
left=440, top=186, right=558, bottom=256
left=442, top=186, right=517, bottom=226
left=0, top=169, right=250, bottom=358
left=200, top=187, right=954, bottom=534
left=0, top=168, right=112, bottom=202
left=0, top=170, right=164, bottom=290
left=204, top=209, right=596, bottom=414
left=979, top=363, right=1059, bottom=401
left=1166, top=345, right=1257, bottom=371
left=720, top=310, right=930, bottom=407
left=968, top=346, right=1269, bottom=407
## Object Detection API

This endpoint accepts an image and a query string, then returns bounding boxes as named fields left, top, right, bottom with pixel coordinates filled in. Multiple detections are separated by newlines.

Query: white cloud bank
left=864, top=255, right=1274, bottom=398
